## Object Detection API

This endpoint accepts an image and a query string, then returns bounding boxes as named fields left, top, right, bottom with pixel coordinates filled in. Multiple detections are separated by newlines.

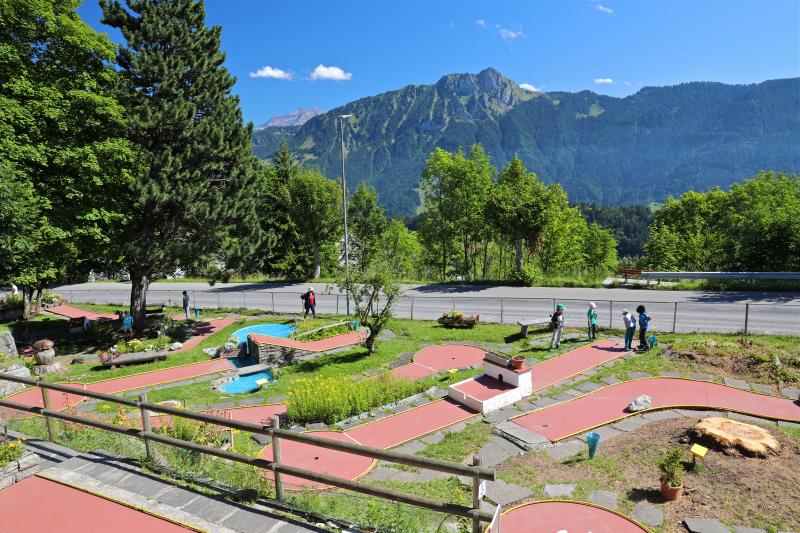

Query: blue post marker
left=587, top=431, right=601, bottom=459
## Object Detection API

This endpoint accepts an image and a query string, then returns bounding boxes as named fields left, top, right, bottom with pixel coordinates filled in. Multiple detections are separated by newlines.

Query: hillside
left=252, top=69, right=800, bottom=216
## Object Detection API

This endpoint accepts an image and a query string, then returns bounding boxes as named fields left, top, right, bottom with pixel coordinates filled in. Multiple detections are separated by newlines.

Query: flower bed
left=437, top=310, right=479, bottom=328
left=0, top=438, right=39, bottom=490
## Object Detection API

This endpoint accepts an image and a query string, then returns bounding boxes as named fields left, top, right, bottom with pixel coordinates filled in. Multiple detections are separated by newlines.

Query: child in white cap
left=587, top=302, right=598, bottom=340
left=622, top=309, right=636, bottom=350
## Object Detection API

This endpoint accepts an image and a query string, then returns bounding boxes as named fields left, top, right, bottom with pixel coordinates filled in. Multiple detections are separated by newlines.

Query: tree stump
left=693, top=417, right=780, bottom=456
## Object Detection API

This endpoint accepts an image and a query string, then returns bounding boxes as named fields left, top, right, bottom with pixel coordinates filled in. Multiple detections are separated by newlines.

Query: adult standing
left=10, top=283, right=18, bottom=295
left=301, top=286, right=316, bottom=319
left=182, top=290, right=190, bottom=320
left=549, top=303, right=565, bottom=350
left=587, top=302, right=598, bottom=341
left=636, top=304, right=651, bottom=350
left=622, top=309, right=637, bottom=351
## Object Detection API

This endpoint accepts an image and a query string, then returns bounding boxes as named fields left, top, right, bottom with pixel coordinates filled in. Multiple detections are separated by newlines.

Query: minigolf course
left=499, top=501, right=648, bottom=532
left=512, top=377, right=800, bottom=441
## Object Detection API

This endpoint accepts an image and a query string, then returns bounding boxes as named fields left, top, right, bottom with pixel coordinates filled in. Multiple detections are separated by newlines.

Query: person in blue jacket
left=636, top=304, right=651, bottom=350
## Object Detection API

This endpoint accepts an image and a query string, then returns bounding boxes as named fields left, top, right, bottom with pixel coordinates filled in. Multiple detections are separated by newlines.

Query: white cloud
left=594, top=78, right=614, bottom=84
left=519, top=83, right=540, bottom=92
left=596, top=4, right=613, bottom=14
left=499, top=27, right=525, bottom=42
left=475, top=19, right=486, bottom=27
left=249, top=66, right=292, bottom=80
left=310, top=64, right=352, bottom=81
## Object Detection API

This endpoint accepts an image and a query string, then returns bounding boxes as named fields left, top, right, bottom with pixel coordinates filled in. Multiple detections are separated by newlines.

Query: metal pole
left=609, top=300, right=613, bottom=329
left=744, top=303, right=750, bottom=334
left=452, top=297, right=456, bottom=312
left=472, top=454, right=482, bottom=533
left=500, top=298, right=504, bottom=324
left=39, top=378, right=56, bottom=442
left=410, top=297, right=414, bottom=320
left=339, top=115, right=351, bottom=317
left=217, top=292, right=221, bottom=309
left=672, top=302, right=678, bottom=333
left=242, top=291, right=247, bottom=310
left=139, top=393, right=153, bottom=461
left=271, top=292, right=275, bottom=313
left=271, top=415, right=284, bottom=500
left=336, top=294, right=340, bottom=315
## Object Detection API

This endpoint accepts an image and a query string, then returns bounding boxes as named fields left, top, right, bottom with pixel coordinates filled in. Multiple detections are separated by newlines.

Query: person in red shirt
left=301, top=286, right=316, bottom=318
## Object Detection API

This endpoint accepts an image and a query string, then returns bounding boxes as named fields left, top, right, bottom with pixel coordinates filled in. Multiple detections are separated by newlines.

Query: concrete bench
left=517, top=319, right=551, bottom=337
left=101, top=350, right=167, bottom=368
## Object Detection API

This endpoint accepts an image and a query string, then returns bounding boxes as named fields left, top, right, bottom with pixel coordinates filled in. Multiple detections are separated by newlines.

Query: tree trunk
left=515, top=239, right=524, bottom=273
left=312, top=241, right=321, bottom=279
left=22, top=286, right=35, bottom=319
left=129, top=270, right=150, bottom=333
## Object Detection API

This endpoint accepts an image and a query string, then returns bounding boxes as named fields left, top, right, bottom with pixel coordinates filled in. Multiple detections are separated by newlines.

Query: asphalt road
left=53, top=281, right=800, bottom=336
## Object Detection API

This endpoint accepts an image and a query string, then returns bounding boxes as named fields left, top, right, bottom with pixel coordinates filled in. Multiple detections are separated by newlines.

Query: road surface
left=52, top=281, right=800, bottom=336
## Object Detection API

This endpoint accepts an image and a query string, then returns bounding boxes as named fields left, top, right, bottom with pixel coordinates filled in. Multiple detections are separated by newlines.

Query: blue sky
left=78, top=0, right=800, bottom=124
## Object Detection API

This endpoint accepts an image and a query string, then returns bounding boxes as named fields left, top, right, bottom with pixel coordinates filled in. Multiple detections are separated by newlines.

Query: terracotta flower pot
left=511, top=355, right=525, bottom=369
left=660, top=477, right=684, bottom=501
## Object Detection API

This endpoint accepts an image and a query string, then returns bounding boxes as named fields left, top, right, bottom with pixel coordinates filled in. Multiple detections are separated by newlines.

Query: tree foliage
left=348, top=182, right=388, bottom=272
left=338, top=269, right=402, bottom=354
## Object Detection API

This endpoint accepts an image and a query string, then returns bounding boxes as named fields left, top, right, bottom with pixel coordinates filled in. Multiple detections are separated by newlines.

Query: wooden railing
left=0, top=374, right=495, bottom=531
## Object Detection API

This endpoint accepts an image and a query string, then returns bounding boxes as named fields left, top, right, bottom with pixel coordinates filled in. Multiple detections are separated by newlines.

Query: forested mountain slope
left=253, top=69, right=800, bottom=216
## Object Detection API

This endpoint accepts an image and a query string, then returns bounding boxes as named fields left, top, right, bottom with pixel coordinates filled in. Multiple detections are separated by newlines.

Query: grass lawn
left=416, top=420, right=492, bottom=463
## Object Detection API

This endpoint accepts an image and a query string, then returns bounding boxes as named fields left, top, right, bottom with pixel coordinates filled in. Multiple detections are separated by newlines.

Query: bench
left=517, top=318, right=551, bottom=337
left=145, top=306, right=166, bottom=316
left=619, top=268, right=643, bottom=281
left=101, top=350, right=167, bottom=368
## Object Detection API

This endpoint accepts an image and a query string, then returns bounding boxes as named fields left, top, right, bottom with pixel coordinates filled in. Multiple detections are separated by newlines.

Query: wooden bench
left=101, top=350, right=167, bottom=368
left=145, top=306, right=166, bottom=316
left=517, top=318, right=551, bottom=337
left=619, top=268, right=643, bottom=281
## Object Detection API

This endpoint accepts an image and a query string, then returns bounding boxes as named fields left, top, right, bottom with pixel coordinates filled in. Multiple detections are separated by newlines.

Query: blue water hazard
left=230, top=323, right=295, bottom=344
left=220, top=369, right=275, bottom=394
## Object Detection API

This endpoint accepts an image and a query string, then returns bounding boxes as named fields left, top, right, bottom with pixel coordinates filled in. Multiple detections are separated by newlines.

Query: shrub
left=291, top=320, right=353, bottom=341
left=114, top=336, right=171, bottom=353
left=287, top=373, right=419, bottom=425
left=0, top=294, right=22, bottom=312
left=0, top=438, right=25, bottom=468
left=658, top=446, right=685, bottom=487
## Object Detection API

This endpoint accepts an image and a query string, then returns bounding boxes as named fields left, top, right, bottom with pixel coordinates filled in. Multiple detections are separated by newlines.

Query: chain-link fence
left=60, top=289, right=799, bottom=336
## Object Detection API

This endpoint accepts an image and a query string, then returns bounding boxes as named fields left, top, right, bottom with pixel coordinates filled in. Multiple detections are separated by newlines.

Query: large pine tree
left=101, top=0, right=262, bottom=329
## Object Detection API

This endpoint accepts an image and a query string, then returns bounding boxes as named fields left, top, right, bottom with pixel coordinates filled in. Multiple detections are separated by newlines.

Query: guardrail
left=640, top=271, right=800, bottom=280
left=60, top=288, right=800, bottom=336
left=0, top=374, right=495, bottom=531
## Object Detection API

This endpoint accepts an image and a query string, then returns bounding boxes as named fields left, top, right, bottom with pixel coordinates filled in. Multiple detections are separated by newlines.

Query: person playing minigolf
left=622, top=308, right=636, bottom=351
left=549, top=303, right=565, bottom=350
left=636, top=304, right=651, bottom=350
left=587, top=302, right=598, bottom=341
left=301, top=286, right=316, bottom=319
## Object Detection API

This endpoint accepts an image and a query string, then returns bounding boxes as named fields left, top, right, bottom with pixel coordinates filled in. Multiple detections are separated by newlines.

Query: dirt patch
left=498, top=418, right=800, bottom=532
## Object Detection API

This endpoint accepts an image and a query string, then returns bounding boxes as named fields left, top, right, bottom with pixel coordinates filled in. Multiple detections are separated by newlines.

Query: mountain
left=255, top=107, right=322, bottom=129
left=252, top=69, right=800, bottom=216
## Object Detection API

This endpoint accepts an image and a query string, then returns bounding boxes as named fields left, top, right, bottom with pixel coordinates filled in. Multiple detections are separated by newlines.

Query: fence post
left=672, top=302, right=678, bottom=333
left=744, top=303, right=750, bottom=334
left=138, top=393, right=153, bottom=462
left=217, top=292, right=221, bottom=309
left=608, top=300, right=613, bottom=329
left=552, top=298, right=556, bottom=311
left=242, top=291, right=247, bottom=310
left=106, top=290, right=110, bottom=305
left=472, top=454, right=483, bottom=533
left=452, top=297, right=456, bottom=312
left=271, top=415, right=284, bottom=501
left=271, top=292, right=275, bottom=313
left=336, top=294, right=340, bottom=315
left=410, top=297, right=414, bottom=320
left=39, top=379, right=57, bottom=442
left=500, top=298, right=504, bottom=324
left=192, top=291, right=196, bottom=315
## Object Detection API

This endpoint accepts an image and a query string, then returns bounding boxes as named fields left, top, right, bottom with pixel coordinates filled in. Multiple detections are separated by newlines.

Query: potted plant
left=658, top=447, right=685, bottom=500
left=511, top=355, right=525, bottom=369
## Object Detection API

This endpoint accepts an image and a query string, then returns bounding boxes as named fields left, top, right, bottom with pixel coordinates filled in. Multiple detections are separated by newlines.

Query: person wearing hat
left=301, top=286, right=316, bottom=319
left=622, top=309, right=637, bottom=351
left=587, top=302, right=598, bottom=341
left=549, top=304, right=565, bottom=350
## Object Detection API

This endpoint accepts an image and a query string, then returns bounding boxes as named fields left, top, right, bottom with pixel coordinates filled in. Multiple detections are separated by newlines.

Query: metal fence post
left=500, top=298, right=504, bottom=324
left=452, top=297, right=456, bottom=312
left=271, top=415, right=284, bottom=501
left=106, top=290, right=110, bottom=305
left=609, top=300, right=613, bottom=329
left=336, top=294, right=340, bottom=315
left=139, top=393, right=153, bottom=461
left=39, top=379, right=57, bottom=442
left=552, top=298, right=556, bottom=311
left=472, top=454, right=483, bottom=533
left=410, top=297, right=414, bottom=320
left=192, top=291, right=196, bottom=315
left=672, top=302, right=678, bottom=333
left=242, top=291, right=247, bottom=309
left=271, top=292, right=275, bottom=313
left=744, top=303, right=750, bottom=334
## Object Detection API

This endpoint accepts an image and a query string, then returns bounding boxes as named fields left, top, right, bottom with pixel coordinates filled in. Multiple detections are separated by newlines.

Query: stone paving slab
left=723, top=377, right=750, bottom=390
left=115, top=471, right=174, bottom=498
left=483, top=407, right=520, bottom=424
left=532, top=397, right=560, bottom=408
left=627, top=372, right=653, bottom=380
left=777, top=420, right=800, bottom=429
left=779, top=387, right=800, bottom=399
left=641, top=409, right=683, bottom=421
left=574, top=381, right=603, bottom=393
left=588, top=489, right=617, bottom=510
left=546, top=439, right=584, bottom=460
left=676, top=409, right=723, bottom=419
left=157, top=487, right=203, bottom=508
left=732, top=527, right=767, bottom=533
left=553, top=392, right=578, bottom=402
left=543, top=483, right=575, bottom=497
left=575, top=425, right=622, bottom=442
left=611, top=415, right=651, bottom=433
left=688, top=372, right=715, bottom=382
left=493, top=422, right=550, bottom=451
left=183, top=494, right=239, bottom=523
left=632, top=502, right=663, bottom=527
left=684, top=517, right=732, bottom=533
left=478, top=435, right=523, bottom=467
left=562, top=388, right=583, bottom=397
left=600, top=376, right=622, bottom=385
left=484, top=479, right=533, bottom=506
left=660, top=371, right=682, bottom=378
left=726, top=412, right=776, bottom=426
left=750, top=383, right=774, bottom=395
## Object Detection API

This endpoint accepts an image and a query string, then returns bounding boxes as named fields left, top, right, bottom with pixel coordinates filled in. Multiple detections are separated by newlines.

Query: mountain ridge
left=253, top=69, right=800, bottom=216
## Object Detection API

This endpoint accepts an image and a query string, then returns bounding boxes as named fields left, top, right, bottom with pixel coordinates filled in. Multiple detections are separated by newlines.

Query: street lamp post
left=338, top=114, right=353, bottom=316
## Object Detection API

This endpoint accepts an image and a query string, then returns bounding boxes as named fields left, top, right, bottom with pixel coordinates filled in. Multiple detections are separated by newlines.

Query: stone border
left=0, top=449, right=40, bottom=490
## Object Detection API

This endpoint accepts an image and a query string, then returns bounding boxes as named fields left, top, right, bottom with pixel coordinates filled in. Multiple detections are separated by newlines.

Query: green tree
left=419, top=145, right=494, bottom=280
left=488, top=156, right=553, bottom=274
left=643, top=222, right=681, bottom=270
left=348, top=183, right=388, bottom=272
left=0, top=0, right=133, bottom=317
left=380, top=219, right=422, bottom=279
left=101, top=0, right=262, bottom=330
left=338, top=269, right=402, bottom=354
left=287, top=168, right=342, bottom=278
left=583, top=222, right=619, bottom=275
left=536, top=202, right=588, bottom=275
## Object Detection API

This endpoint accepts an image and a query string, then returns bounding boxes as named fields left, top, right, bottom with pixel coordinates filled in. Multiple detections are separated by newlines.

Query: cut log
left=694, top=417, right=780, bottom=456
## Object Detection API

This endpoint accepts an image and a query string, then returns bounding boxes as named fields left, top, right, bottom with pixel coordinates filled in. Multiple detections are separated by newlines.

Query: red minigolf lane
left=500, top=501, right=647, bottom=533
left=0, top=477, right=192, bottom=533
left=261, top=431, right=376, bottom=490
left=249, top=331, right=364, bottom=353
left=530, top=338, right=626, bottom=392
left=46, top=304, right=117, bottom=321
left=391, top=344, right=485, bottom=380
left=174, top=318, right=237, bottom=352
left=346, top=399, right=478, bottom=449
left=513, top=377, right=800, bottom=442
